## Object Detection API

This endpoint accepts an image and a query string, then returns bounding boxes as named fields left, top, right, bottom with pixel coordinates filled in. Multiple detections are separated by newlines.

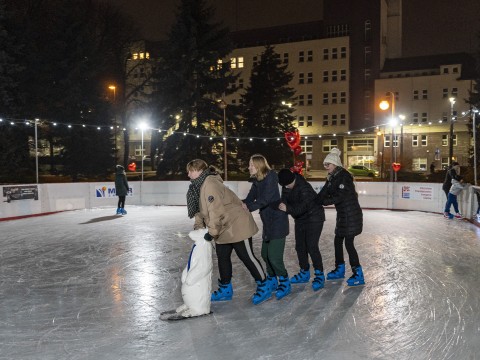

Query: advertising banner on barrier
left=401, top=185, right=433, bottom=200
left=95, top=186, right=133, bottom=199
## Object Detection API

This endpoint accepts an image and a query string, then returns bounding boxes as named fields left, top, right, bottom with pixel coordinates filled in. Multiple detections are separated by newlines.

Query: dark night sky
left=111, top=0, right=480, bottom=57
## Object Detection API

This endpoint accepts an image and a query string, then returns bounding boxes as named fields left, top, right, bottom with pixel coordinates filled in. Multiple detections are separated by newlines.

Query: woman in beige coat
left=186, top=159, right=270, bottom=305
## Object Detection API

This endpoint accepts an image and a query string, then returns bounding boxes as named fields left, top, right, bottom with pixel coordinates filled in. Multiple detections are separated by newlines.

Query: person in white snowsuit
left=174, top=228, right=213, bottom=318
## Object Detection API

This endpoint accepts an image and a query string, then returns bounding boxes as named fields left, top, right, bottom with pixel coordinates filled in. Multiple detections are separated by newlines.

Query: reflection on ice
left=0, top=206, right=479, bottom=359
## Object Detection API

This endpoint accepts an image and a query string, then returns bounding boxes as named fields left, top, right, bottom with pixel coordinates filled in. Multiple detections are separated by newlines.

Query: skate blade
left=160, top=311, right=212, bottom=321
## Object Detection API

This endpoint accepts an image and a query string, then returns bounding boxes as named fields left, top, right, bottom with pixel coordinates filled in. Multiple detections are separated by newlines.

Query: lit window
left=231, top=58, right=237, bottom=69
left=132, top=53, right=139, bottom=60
left=412, top=158, right=427, bottom=171
left=238, top=57, right=244, bottom=68
left=145, top=52, right=150, bottom=59
left=442, top=134, right=448, bottom=146
left=139, top=53, right=145, bottom=59
left=421, top=135, right=427, bottom=146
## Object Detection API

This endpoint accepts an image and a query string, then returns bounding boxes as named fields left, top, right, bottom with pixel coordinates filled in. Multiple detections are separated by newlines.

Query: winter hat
left=278, top=169, right=295, bottom=187
left=324, top=148, right=343, bottom=167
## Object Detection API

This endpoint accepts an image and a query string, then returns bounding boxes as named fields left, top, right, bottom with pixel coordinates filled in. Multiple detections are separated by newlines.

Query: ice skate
left=326, top=263, right=345, bottom=280
left=290, top=268, right=310, bottom=284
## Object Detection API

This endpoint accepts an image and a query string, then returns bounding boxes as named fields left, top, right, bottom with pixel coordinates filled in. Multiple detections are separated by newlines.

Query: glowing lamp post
left=448, top=97, right=456, bottom=166
left=379, top=92, right=397, bottom=182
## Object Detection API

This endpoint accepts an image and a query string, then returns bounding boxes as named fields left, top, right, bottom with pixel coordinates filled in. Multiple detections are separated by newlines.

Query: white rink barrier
left=0, top=181, right=475, bottom=220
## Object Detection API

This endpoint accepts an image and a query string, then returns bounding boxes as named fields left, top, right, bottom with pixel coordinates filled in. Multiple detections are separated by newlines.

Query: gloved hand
left=204, top=232, right=213, bottom=241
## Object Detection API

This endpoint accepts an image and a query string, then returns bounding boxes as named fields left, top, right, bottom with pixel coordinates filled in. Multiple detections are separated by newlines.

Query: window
left=331, top=114, right=337, bottom=126
left=323, top=48, right=329, bottom=60
left=422, top=89, right=428, bottom=99
left=307, top=94, right=313, bottom=105
left=238, top=79, right=244, bottom=89
left=322, top=93, right=329, bottom=105
left=340, top=114, right=346, bottom=125
left=453, top=67, right=458, bottom=73
left=393, top=135, right=399, bottom=147
left=421, top=113, right=428, bottom=123
left=299, top=73, right=305, bottom=84
left=323, top=71, right=329, bottom=82
left=332, top=48, right=338, bottom=59
left=307, top=50, right=313, bottom=62
left=134, top=144, right=144, bottom=156
left=451, top=88, right=458, bottom=97
left=442, top=88, right=448, bottom=98
left=412, top=158, right=428, bottom=171
left=307, top=116, right=313, bottom=127
left=365, top=20, right=371, bottom=41
left=413, top=90, right=419, bottom=100
left=323, top=139, right=338, bottom=152
left=443, top=68, right=449, bottom=74
left=412, top=113, right=419, bottom=123
left=441, top=158, right=449, bottom=169
left=364, top=46, right=371, bottom=65
left=298, top=116, right=305, bottom=127
left=299, top=51, right=304, bottom=62
left=347, top=139, right=374, bottom=152
left=331, top=70, right=338, bottom=82
left=340, top=92, right=346, bottom=104
left=283, top=53, right=289, bottom=64
left=364, top=69, right=371, bottom=81
left=442, top=134, right=448, bottom=146
left=298, top=95, right=304, bottom=106
left=331, top=93, right=337, bottom=104
left=253, top=56, right=258, bottom=66
left=307, top=73, right=313, bottom=84
left=453, top=134, right=457, bottom=146
left=302, top=140, right=313, bottom=154
left=421, top=135, right=427, bottom=146
left=323, top=114, right=329, bottom=126
left=412, top=135, right=419, bottom=147
left=341, top=47, right=347, bottom=59
left=384, top=135, right=391, bottom=147
left=340, top=69, right=346, bottom=81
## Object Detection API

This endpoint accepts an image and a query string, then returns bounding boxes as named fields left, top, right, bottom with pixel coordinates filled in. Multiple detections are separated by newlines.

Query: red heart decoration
left=392, top=162, right=401, bottom=172
left=284, top=130, right=301, bottom=149
left=128, top=162, right=136, bottom=172
left=293, top=145, right=302, bottom=156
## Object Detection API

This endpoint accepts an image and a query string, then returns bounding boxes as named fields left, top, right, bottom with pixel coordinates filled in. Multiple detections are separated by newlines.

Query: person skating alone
left=316, top=148, right=365, bottom=286
left=444, top=175, right=466, bottom=219
left=276, top=168, right=326, bottom=292
left=114, top=165, right=129, bottom=215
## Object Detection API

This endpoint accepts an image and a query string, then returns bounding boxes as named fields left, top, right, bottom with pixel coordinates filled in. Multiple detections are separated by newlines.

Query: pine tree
left=238, top=45, right=296, bottom=169
left=152, top=0, right=237, bottom=178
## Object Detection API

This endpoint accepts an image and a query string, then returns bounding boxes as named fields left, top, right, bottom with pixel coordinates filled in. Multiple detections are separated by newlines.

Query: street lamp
left=108, top=85, right=117, bottom=164
left=218, top=100, right=228, bottom=181
left=139, top=122, right=148, bottom=182
left=379, top=92, right=396, bottom=182
left=449, top=97, right=456, bottom=166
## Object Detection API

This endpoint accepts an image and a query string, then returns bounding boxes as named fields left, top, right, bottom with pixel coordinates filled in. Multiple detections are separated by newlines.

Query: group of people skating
left=186, top=147, right=365, bottom=306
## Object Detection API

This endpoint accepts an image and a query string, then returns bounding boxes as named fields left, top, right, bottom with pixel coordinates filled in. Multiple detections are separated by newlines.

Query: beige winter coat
left=194, top=174, right=258, bottom=244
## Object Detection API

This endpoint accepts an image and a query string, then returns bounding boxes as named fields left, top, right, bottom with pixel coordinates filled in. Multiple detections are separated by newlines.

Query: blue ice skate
left=211, top=280, right=233, bottom=301
left=275, top=276, right=291, bottom=300
left=252, top=280, right=272, bottom=305
left=116, top=208, right=122, bottom=215
left=312, top=269, right=325, bottom=291
left=121, top=208, right=127, bottom=215
left=290, top=268, right=310, bottom=284
left=265, top=275, right=278, bottom=292
left=326, top=263, right=345, bottom=280
left=347, top=266, right=365, bottom=286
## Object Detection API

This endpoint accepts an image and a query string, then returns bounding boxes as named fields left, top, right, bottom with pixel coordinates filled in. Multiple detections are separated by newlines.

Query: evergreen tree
left=152, top=0, right=237, bottom=178
left=238, top=45, right=296, bottom=169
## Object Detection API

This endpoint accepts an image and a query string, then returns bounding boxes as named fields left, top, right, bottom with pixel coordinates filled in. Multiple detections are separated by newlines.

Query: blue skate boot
left=121, top=208, right=127, bottom=215
left=290, top=268, right=310, bottom=284
left=326, top=263, right=345, bottom=280
left=116, top=208, right=122, bottom=215
left=311, top=269, right=325, bottom=291
left=252, top=279, right=272, bottom=305
left=275, top=276, right=291, bottom=300
left=347, top=266, right=365, bottom=286
left=265, top=275, right=278, bottom=292
left=211, top=280, right=233, bottom=301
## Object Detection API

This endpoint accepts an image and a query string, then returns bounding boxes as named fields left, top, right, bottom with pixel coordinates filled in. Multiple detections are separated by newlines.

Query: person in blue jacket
left=243, top=154, right=291, bottom=300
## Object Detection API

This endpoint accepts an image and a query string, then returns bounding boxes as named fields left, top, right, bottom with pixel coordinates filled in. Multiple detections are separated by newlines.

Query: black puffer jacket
left=316, top=167, right=362, bottom=237
left=244, top=170, right=289, bottom=241
left=281, top=173, right=325, bottom=224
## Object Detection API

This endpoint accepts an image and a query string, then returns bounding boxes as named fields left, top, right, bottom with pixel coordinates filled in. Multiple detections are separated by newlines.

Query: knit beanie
left=278, top=169, right=296, bottom=187
left=324, top=148, right=343, bottom=167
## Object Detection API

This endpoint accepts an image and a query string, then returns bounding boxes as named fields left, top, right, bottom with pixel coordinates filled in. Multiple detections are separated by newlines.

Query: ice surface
left=0, top=206, right=479, bottom=360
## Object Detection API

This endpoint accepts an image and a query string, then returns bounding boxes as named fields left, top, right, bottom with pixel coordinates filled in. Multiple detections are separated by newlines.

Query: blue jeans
left=444, top=193, right=459, bottom=214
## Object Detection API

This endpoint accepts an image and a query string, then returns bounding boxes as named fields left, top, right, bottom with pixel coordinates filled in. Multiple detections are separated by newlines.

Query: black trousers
left=215, top=238, right=265, bottom=284
left=334, top=235, right=360, bottom=268
left=117, top=196, right=126, bottom=208
left=294, top=221, right=324, bottom=271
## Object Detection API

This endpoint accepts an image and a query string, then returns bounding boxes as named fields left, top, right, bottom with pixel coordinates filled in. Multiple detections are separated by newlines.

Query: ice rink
left=1, top=206, right=479, bottom=360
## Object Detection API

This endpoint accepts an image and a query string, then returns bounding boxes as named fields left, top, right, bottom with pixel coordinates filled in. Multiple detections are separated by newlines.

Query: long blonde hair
left=250, top=154, right=271, bottom=181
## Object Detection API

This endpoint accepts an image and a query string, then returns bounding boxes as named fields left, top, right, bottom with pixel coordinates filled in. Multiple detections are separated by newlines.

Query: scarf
left=186, top=169, right=211, bottom=218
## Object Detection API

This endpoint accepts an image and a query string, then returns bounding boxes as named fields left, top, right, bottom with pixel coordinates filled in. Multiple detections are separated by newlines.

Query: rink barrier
left=0, top=181, right=475, bottom=221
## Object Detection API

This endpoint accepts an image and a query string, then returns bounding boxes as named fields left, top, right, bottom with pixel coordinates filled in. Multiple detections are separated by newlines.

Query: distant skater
left=115, top=165, right=129, bottom=215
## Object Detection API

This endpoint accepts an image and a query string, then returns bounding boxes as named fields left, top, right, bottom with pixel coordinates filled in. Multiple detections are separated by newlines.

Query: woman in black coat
left=316, top=148, right=365, bottom=286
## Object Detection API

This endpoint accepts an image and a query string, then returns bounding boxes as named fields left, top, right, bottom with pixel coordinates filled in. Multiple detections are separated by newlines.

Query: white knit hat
left=324, top=148, right=342, bottom=167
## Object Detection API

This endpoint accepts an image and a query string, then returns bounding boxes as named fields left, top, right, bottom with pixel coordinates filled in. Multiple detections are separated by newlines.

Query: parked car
left=348, top=165, right=379, bottom=177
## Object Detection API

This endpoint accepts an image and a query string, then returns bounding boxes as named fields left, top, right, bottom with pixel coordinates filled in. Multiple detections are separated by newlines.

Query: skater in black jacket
left=316, top=148, right=365, bottom=286
left=276, top=169, right=326, bottom=291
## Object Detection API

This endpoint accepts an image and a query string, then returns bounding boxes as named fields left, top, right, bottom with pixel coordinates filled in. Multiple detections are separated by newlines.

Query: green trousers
left=261, top=238, right=288, bottom=278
